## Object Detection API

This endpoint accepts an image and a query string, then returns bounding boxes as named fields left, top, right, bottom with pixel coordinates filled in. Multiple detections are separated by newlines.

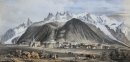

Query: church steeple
left=33, top=35, right=35, bottom=42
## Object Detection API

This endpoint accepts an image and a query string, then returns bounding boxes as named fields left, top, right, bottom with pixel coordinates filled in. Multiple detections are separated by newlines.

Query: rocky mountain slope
left=18, top=18, right=124, bottom=46
left=55, top=18, right=117, bottom=44
left=0, top=18, right=32, bottom=44
left=1, top=12, right=130, bottom=46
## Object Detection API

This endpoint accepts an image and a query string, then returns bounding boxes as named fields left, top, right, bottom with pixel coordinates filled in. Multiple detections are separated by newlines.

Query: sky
left=0, top=0, right=128, bottom=35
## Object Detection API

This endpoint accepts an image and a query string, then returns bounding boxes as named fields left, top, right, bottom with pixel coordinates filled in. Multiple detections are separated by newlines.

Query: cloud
left=121, top=0, right=130, bottom=27
left=66, top=0, right=123, bottom=14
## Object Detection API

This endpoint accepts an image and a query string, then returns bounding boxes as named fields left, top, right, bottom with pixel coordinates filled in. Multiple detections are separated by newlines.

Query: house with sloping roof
left=69, top=41, right=77, bottom=48
left=42, top=40, right=56, bottom=48
left=62, top=42, right=70, bottom=48
left=62, top=42, right=69, bottom=46
left=55, top=42, right=62, bottom=48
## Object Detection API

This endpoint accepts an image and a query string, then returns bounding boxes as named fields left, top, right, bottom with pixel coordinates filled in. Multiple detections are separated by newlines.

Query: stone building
left=70, top=41, right=77, bottom=48
left=42, top=40, right=56, bottom=48
left=55, top=42, right=62, bottom=48
left=29, top=36, right=41, bottom=47
left=97, top=43, right=103, bottom=49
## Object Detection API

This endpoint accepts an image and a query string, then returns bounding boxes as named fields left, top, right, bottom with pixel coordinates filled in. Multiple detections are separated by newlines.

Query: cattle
left=68, top=52, right=73, bottom=55
left=85, top=54, right=92, bottom=60
left=31, top=51, right=40, bottom=59
left=85, top=54, right=97, bottom=60
left=75, top=55, right=80, bottom=60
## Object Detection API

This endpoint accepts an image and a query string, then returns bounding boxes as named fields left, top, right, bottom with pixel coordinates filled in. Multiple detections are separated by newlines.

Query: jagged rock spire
left=27, top=18, right=32, bottom=26
left=47, top=13, right=54, bottom=19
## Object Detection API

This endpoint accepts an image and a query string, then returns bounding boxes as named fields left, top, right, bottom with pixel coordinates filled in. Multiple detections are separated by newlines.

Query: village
left=21, top=36, right=120, bottom=50
left=0, top=33, right=129, bottom=62
left=0, top=37, right=130, bottom=62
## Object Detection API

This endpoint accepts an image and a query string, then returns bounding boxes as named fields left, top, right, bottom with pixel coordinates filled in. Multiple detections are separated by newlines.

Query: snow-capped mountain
left=73, top=13, right=124, bottom=40
left=32, top=11, right=73, bottom=26
left=17, top=12, right=130, bottom=47
left=41, top=12, right=123, bottom=31
left=0, top=18, right=33, bottom=44
left=33, top=12, right=124, bottom=41
left=1, top=12, right=129, bottom=45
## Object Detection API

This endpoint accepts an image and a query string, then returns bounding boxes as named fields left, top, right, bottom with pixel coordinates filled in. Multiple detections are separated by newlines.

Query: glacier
left=3, top=18, right=32, bottom=44
left=2, top=12, right=124, bottom=44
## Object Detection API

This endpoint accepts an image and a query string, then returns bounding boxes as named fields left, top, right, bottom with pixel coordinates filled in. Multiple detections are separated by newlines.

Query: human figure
left=29, top=42, right=31, bottom=47
left=54, top=54, right=57, bottom=59
left=49, top=53, right=52, bottom=58
left=75, top=55, right=77, bottom=62
left=18, top=49, right=22, bottom=57
left=77, top=55, right=80, bottom=59
left=56, top=54, right=58, bottom=59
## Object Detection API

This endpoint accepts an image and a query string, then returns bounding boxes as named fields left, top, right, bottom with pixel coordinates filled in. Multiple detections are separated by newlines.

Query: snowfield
left=3, top=12, right=125, bottom=44
left=4, top=26, right=27, bottom=44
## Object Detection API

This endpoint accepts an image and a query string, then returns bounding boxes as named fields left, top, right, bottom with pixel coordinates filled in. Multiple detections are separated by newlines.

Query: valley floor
left=0, top=45, right=129, bottom=62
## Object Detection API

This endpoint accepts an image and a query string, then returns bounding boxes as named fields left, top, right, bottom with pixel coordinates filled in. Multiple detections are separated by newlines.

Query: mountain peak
left=27, top=18, right=33, bottom=26
left=48, top=13, right=54, bottom=19
left=69, top=18, right=79, bottom=22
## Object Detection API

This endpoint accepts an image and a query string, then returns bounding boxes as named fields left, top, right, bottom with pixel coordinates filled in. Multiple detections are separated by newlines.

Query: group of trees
left=100, top=50, right=130, bottom=61
left=109, top=50, right=130, bottom=60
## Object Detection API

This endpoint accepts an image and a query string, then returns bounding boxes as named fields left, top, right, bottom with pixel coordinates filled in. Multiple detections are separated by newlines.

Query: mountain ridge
left=18, top=18, right=121, bottom=46
left=1, top=12, right=130, bottom=45
left=0, top=18, right=33, bottom=44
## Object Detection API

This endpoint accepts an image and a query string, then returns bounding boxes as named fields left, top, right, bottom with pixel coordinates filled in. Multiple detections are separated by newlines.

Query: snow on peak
left=14, top=18, right=33, bottom=35
left=75, top=12, right=123, bottom=40
left=32, top=12, right=73, bottom=26
left=74, top=13, right=124, bottom=32
left=31, top=12, right=123, bottom=41
left=122, top=26, right=130, bottom=35
left=4, top=11, right=124, bottom=44
left=100, top=15, right=124, bottom=31
left=4, top=18, right=33, bottom=44
left=74, top=12, right=88, bottom=17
